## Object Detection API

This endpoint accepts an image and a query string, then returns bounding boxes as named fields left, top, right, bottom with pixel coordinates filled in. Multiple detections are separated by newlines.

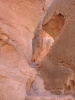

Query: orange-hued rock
left=32, top=30, right=54, bottom=63
left=0, top=64, right=37, bottom=100
left=0, top=0, right=46, bottom=62
left=26, top=96, right=75, bottom=100
left=40, top=0, right=75, bottom=93
left=0, top=35, right=37, bottom=100
left=1, top=0, right=75, bottom=99
left=0, top=0, right=46, bottom=100
left=1, top=44, right=20, bottom=68
left=43, top=14, right=65, bottom=39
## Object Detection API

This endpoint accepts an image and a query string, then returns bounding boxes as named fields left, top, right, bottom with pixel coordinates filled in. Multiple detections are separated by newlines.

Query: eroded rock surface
left=0, top=0, right=75, bottom=100
left=32, top=30, right=54, bottom=63
left=0, top=37, right=37, bottom=100
left=43, top=13, right=65, bottom=39
left=40, top=0, right=75, bottom=95
left=0, top=0, right=46, bottom=100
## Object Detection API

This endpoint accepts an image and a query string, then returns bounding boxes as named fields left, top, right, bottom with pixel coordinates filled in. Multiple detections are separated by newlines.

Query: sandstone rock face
left=40, top=0, right=75, bottom=93
left=26, top=96, right=75, bottom=100
left=41, top=58, right=73, bottom=91
left=0, top=37, right=37, bottom=100
left=1, top=0, right=75, bottom=99
left=0, top=0, right=46, bottom=100
left=32, top=30, right=54, bottom=63
left=1, top=44, right=20, bottom=68
left=43, top=14, right=65, bottom=39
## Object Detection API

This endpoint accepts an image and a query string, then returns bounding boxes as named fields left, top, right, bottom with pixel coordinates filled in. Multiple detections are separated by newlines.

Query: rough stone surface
left=43, top=14, right=65, bottom=39
left=0, top=0, right=45, bottom=100
left=26, top=96, right=75, bottom=100
left=40, top=0, right=75, bottom=93
left=0, top=0, right=75, bottom=100
left=32, top=30, right=54, bottom=63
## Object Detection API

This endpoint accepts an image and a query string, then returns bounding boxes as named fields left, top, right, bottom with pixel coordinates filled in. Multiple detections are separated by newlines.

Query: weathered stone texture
left=40, top=0, right=75, bottom=93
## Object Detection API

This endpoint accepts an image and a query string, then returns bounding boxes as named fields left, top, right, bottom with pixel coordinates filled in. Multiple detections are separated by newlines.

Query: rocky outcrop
left=43, top=13, right=65, bottom=39
left=40, top=0, right=75, bottom=94
left=0, top=33, right=37, bottom=100
left=1, top=0, right=75, bottom=99
left=0, top=0, right=46, bottom=100
left=32, top=30, right=54, bottom=63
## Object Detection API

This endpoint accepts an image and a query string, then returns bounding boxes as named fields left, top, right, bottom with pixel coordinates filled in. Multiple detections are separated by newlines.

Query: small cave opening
left=42, top=13, right=65, bottom=39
